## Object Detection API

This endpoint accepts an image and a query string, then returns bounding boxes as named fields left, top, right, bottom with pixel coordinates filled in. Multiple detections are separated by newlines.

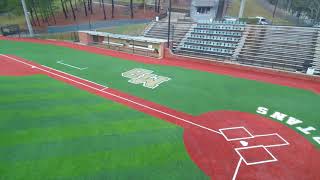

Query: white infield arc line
left=57, top=60, right=88, bottom=70
left=0, top=54, right=222, bottom=135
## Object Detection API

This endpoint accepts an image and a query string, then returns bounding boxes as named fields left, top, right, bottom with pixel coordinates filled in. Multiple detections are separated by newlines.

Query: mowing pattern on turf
left=0, top=38, right=319, bottom=179
left=0, top=70, right=207, bottom=179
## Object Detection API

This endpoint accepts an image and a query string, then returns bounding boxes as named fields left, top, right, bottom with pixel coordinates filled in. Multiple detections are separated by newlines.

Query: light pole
left=272, top=0, right=279, bottom=19
left=21, top=0, right=34, bottom=37
left=167, top=0, right=171, bottom=48
left=238, top=0, right=246, bottom=18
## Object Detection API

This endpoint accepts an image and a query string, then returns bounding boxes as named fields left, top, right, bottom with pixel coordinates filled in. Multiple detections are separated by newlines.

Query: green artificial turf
left=0, top=40, right=319, bottom=149
left=97, top=23, right=147, bottom=36
left=0, top=76, right=208, bottom=179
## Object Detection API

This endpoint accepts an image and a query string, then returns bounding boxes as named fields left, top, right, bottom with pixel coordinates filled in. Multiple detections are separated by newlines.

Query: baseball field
left=0, top=37, right=319, bottom=179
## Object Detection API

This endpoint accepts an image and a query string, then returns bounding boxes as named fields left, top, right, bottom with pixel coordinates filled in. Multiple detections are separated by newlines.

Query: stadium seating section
left=174, top=21, right=246, bottom=60
left=161, top=20, right=320, bottom=75
left=237, top=25, right=318, bottom=73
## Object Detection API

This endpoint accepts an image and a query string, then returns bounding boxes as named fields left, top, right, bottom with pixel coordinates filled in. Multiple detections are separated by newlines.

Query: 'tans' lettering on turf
left=256, top=106, right=320, bottom=146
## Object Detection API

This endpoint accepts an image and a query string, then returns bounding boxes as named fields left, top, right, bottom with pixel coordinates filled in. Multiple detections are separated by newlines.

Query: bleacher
left=170, top=20, right=320, bottom=75
left=143, top=20, right=194, bottom=43
left=173, top=20, right=246, bottom=60
left=143, top=12, right=194, bottom=43
left=142, top=15, right=320, bottom=75
left=236, top=25, right=319, bottom=73
left=311, top=32, right=320, bottom=75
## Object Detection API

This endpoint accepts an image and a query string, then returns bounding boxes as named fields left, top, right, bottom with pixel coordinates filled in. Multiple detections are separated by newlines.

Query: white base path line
left=57, top=60, right=88, bottom=70
left=1, top=54, right=221, bottom=135
left=100, top=87, right=108, bottom=91
left=232, top=158, right=243, bottom=180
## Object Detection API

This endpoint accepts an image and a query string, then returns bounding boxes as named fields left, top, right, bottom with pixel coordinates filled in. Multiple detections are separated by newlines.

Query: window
left=196, top=7, right=211, bottom=14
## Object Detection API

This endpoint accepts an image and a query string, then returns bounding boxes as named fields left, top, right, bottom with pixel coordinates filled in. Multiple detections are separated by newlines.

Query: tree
left=0, top=0, right=9, bottom=13
left=82, top=0, right=88, bottom=16
left=74, top=0, right=78, bottom=10
left=6, top=0, right=23, bottom=15
left=308, top=0, right=320, bottom=22
left=130, top=0, right=133, bottom=18
left=102, top=0, right=106, bottom=20
left=87, top=0, right=93, bottom=14
left=111, top=0, right=114, bottom=18
left=157, top=0, right=161, bottom=13
left=68, top=0, right=76, bottom=20
left=26, top=0, right=36, bottom=26
left=31, top=0, right=40, bottom=26
left=90, top=0, right=93, bottom=14
left=60, top=0, right=68, bottom=18
left=48, top=0, right=56, bottom=24
left=269, top=0, right=320, bottom=22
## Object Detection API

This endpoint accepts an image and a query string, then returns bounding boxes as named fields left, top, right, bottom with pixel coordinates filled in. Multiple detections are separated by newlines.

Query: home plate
left=240, top=140, right=248, bottom=146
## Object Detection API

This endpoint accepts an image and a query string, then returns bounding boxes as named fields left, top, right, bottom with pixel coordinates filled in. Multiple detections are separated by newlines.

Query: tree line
left=0, top=0, right=164, bottom=26
left=268, top=0, right=320, bottom=22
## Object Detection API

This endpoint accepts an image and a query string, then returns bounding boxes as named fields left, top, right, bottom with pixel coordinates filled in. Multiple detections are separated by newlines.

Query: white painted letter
left=296, top=126, right=316, bottom=135
left=257, top=107, right=268, bottom=115
left=129, top=74, right=170, bottom=89
left=270, top=112, right=287, bottom=121
left=122, top=68, right=153, bottom=79
left=286, top=117, right=303, bottom=126
left=313, top=137, right=320, bottom=145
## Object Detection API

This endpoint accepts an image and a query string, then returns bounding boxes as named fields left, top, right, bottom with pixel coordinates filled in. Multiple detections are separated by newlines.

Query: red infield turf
left=1, top=37, right=319, bottom=180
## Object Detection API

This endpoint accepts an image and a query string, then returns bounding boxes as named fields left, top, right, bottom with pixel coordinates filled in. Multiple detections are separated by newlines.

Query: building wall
left=78, top=32, right=92, bottom=44
left=190, top=0, right=220, bottom=22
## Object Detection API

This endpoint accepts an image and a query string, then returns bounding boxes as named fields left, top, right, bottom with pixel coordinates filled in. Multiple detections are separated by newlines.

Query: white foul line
left=0, top=54, right=221, bottom=135
left=57, top=60, right=88, bottom=70
left=232, top=158, right=242, bottom=180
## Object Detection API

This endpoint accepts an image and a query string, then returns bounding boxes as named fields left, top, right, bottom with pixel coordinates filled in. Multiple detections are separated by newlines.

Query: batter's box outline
left=219, top=126, right=255, bottom=141
left=235, top=145, right=278, bottom=165
left=254, top=133, right=290, bottom=148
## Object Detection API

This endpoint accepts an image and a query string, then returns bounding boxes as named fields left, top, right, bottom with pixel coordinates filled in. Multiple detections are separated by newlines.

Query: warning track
left=1, top=54, right=319, bottom=180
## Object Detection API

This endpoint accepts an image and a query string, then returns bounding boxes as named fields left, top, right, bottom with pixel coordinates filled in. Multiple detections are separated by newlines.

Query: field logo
left=122, top=68, right=170, bottom=89
left=257, top=106, right=320, bottom=145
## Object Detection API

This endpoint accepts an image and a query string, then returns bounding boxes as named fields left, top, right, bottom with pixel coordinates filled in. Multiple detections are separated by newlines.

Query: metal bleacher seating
left=142, top=15, right=320, bottom=75
left=171, top=20, right=320, bottom=75
left=173, top=20, right=246, bottom=60
left=236, top=25, right=319, bottom=73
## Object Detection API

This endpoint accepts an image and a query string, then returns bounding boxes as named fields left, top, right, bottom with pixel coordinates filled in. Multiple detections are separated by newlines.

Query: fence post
left=132, top=39, right=135, bottom=53
left=167, top=0, right=172, bottom=48
left=171, top=24, right=175, bottom=50
left=107, top=35, right=110, bottom=46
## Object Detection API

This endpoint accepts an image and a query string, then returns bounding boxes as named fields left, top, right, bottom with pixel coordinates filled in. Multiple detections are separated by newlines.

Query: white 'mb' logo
left=122, top=68, right=170, bottom=89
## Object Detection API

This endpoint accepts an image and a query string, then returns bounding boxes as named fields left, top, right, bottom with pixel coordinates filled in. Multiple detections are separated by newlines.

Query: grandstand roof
left=79, top=31, right=167, bottom=43
left=192, top=0, right=217, bottom=7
